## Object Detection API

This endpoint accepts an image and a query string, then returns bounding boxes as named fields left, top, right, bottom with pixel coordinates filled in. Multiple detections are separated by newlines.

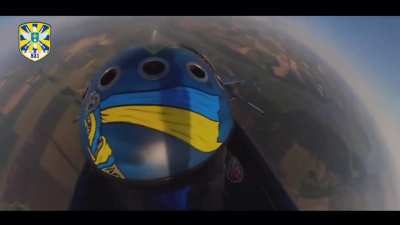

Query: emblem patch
left=19, top=22, right=51, bottom=62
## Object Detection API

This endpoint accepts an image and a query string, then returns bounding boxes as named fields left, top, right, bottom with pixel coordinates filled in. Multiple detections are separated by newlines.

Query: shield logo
left=18, top=22, right=51, bottom=62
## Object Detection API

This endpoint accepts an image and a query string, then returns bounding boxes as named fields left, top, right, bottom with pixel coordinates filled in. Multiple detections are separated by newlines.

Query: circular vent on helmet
left=187, top=63, right=208, bottom=82
left=139, top=57, right=169, bottom=80
left=98, top=67, right=120, bottom=90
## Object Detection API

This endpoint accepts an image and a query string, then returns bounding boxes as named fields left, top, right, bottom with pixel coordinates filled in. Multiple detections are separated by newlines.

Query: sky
left=2, top=16, right=398, bottom=110
left=0, top=16, right=399, bottom=208
left=277, top=16, right=400, bottom=209
left=295, top=16, right=400, bottom=115
left=274, top=17, right=399, bottom=132
left=280, top=16, right=400, bottom=148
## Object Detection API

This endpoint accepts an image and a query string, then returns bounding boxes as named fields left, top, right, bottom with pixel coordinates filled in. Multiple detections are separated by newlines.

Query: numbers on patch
left=30, top=53, right=39, bottom=59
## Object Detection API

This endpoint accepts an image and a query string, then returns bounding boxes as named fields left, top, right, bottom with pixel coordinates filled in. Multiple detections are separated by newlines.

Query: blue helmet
left=79, top=45, right=234, bottom=183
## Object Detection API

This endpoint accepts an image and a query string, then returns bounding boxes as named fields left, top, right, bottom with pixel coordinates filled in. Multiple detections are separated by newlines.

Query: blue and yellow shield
left=18, top=22, right=51, bottom=62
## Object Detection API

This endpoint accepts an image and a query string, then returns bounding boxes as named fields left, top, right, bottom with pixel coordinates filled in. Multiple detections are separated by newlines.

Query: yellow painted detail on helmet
left=87, top=113, right=96, bottom=147
left=101, top=105, right=222, bottom=152
left=94, top=136, right=113, bottom=165
left=102, top=164, right=125, bottom=179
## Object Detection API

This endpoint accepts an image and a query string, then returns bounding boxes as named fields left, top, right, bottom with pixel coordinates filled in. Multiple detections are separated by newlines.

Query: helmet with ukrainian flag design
left=79, top=45, right=234, bottom=183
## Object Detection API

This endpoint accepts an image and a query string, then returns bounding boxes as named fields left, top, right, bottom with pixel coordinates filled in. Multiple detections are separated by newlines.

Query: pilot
left=70, top=45, right=235, bottom=210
